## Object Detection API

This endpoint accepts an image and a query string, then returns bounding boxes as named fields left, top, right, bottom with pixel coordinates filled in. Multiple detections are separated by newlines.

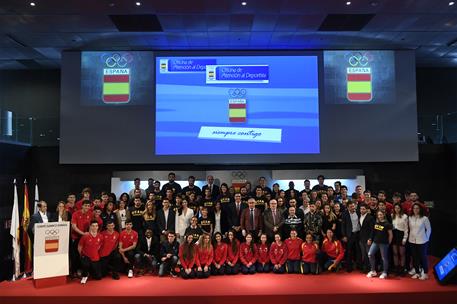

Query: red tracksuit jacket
left=240, top=243, right=257, bottom=265
left=213, top=242, right=228, bottom=265
left=196, top=245, right=214, bottom=267
left=285, top=238, right=303, bottom=261
left=257, top=243, right=270, bottom=264
left=179, top=244, right=197, bottom=269
left=270, top=242, right=288, bottom=265
left=301, top=242, right=319, bottom=263
left=322, top=238, right=345, bottom=263
left=226, top=240, right=240, bottom=265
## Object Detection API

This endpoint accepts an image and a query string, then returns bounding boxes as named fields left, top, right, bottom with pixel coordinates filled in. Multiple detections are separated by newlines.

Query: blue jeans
left=368, top=242, right=389, bottom=273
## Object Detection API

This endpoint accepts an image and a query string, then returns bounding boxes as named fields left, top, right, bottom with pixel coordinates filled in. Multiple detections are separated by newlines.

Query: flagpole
left=22, top=179, right=33, bottom=276
left=34, top=178, right=39, bottom=214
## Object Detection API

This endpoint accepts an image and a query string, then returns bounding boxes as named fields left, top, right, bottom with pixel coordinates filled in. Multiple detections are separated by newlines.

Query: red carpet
left=1, top=271, right=457, bottom=304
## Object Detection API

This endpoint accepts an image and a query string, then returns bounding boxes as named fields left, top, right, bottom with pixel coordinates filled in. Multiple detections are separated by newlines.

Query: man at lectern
left=28, top=201, right=52, bottom=243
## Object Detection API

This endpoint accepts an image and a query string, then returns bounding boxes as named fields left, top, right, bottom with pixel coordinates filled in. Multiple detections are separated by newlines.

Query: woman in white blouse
left=175, top=199, right=194, bottom=243
left=408, top=203, right=432, bottom=280
left=54, top=201, right=69, bottom=222
left=213, top=201, right=223, bottom=235
left=392, top=203, right=408, bottom=275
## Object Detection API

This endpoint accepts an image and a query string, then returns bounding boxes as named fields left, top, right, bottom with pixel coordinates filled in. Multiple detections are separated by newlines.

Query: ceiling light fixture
left=449, top=1, right=455, bottom=6
left=346, top=1, right=352, bottom=5
left=30, top=2, right=36, bottom=6
left=135, top=1, right=141, bottom=6
left=241, top=2, right=247, bottom=6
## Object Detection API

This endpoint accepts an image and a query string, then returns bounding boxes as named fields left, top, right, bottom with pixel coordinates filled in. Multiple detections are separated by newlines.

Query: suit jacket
left=359, top=213, right=375, bottom=242
left=202, top=184, right=220, bottom=200
left=114, top=209, right=131, bottom=232
left=263, top=208, right=285, bottom=238
left=136, top=235, right=160, bottom=258
left=156, top=208, right=176, bottom=233
left=27, top=211, right=52, bottom=237
left=342, top=210, right=361, bottom=238
left=241, top=208, right=263, bottom=233
left=226, top=202, right=248, bottom=229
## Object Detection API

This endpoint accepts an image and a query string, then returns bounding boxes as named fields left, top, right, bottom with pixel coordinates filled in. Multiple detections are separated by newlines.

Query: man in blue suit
left=27, top=201, right=53, bottom=242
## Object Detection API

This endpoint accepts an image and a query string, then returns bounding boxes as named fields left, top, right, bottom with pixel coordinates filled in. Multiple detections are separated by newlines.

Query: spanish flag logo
left=45, top=237, right=59, bottom=253
left=102, top=53, right=131, bottom=104
left=347, top=67, right=372, bottom=102
left=229, top=98, right=247, bottom=123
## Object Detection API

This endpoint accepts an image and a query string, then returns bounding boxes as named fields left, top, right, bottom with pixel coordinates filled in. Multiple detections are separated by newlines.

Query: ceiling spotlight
left=30, top=2, right=36, bottom=6
left=135, top=1, right=141, bottom=6
left=450, top=1, right=455, bottom=6
left=241, top=1, right=247, bottom=6
left=346, top=1, right=351, bottom=5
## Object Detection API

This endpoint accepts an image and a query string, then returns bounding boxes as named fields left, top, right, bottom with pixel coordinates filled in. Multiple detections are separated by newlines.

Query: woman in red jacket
left=212, top=232, right=227, bottom=275
left=256, top=233, right=271, bottom=273
left=301, top=233, right=319, bottom=275
left=270, top=233, right=288, bottom=274
left=179, top=234, right=197, bottom=279
left=285, top=229, right=303, bottom=273
left=225, top=230, right=240, bottom=275
left=320, top=229, right=345, bottom=272
left=240, top=233, right=257, bottom=274
left=196, top=234, right=213, bottom=279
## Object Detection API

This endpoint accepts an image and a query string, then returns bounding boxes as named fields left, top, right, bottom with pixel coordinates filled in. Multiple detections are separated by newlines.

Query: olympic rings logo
left=104, top=53, right=133, bottom=68
left=45, top=229, right=59, bottom=236
left=228, top=88, right=247, bottom=98
left=231, top=171, right=246, bottom=179
left=348, top=52, right=369, bottom=67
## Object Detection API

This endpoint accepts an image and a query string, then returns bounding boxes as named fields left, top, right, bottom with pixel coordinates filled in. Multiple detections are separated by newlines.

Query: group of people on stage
left=27, top=173, right=432, bottom=284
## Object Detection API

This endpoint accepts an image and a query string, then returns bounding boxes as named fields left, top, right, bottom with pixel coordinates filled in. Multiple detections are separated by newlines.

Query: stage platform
left=1, top=271, right=457, bottom=304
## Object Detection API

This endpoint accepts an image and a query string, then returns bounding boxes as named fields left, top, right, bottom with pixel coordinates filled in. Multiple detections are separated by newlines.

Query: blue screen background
left=155, top=56, right=320, bottom=155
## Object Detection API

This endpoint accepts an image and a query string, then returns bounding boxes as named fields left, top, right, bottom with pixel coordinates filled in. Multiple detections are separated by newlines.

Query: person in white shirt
left=408, top=203, right=432, bottom=280
left=27, top=201, right=52, bottom=241
left=129, top=177, right=147, bottom=201
left=175, top=199, right=194, bottom=243
left=54, top=201, right=69, bottom=222
left=392, top=203, right=408, bottom=276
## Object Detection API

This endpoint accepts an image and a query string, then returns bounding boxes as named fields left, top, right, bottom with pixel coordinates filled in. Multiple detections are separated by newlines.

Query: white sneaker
left=408, top=269, right=416, bottom=275
left=411, top=273, right=420, bottom=279
left=80, top=276, right=88, bottom=284
left=419, top=273, right=429, bottom=280
left=379, top=272, right=387, bottom=279
left=128, top=270, right=133, bottom=278
left=366, top=271, right=377, bottom=278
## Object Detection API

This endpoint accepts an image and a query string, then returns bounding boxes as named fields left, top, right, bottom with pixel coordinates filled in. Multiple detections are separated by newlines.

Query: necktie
left=250, top=209, right=255, bottom=230
left=236, top=203, right=240, bottom=216
left=273, top=210, right=276, bottom=225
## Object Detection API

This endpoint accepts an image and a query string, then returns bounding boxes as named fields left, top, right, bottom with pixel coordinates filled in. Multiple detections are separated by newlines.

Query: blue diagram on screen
left=155, top=56, right=320, bottom=155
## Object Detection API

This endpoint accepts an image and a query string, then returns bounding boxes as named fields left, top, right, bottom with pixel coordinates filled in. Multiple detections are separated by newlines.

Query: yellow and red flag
left=22, top=180, right=32, bottom=273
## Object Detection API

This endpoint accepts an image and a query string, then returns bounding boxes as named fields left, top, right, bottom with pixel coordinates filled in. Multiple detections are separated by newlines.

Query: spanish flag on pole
left=10, top=179, right=20, bottom=280
left=22, top=179, right=32, bottom=274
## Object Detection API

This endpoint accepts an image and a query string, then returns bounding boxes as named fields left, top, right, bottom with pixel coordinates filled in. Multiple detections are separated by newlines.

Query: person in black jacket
left=358, top=204, right=375, bottom=273
left=158, top=231, right=179, bottom=277
left=156, top=199, right=176, bottom=242
left=134, top=228, right=159, bottom=275
left=226, top=193, right=248, bottom=240
left=341, top=201, right=361, bottom=272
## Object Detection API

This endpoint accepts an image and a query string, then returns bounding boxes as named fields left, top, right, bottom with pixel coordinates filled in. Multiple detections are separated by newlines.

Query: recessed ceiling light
left=449, top=1, right=455, bottom=6
left=241, top=1, right=247, bottom=6
left=30, top=2, right=36, bottom=6
left=346, top=1, right=351, bottom=5
left=135, top=1, right=141, bottom=6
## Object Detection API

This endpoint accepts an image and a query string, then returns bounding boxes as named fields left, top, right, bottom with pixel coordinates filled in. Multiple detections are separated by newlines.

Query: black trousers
left=81, top=256, right=102, bottom=279
left=100, top=250, right=122, bottom=276
left=121, top=250, right=136, bottom=272
left=70, top=238, right=80, bottom=273
left=344, top=232, right=360, bottom=271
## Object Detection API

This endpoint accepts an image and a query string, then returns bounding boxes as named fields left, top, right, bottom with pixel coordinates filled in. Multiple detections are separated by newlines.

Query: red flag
left=22, top=180, right=32, bottom=273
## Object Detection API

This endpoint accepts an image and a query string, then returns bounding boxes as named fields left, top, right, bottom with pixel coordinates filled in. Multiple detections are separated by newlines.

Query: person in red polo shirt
left=212, top=232, right=227, bottom=275
left=320, top=229, right=345, bottom=272
left=180, top=234, right=197, bottom=279
left=270, top=233, right=288, bottom=274
left=78, top=220, right=103, bottom=284
left=256, top=233, right=271, bottom=273
left=195, top=234, right=213, bottom=279
left=70, top=200, right=93, bottom=277
left=119, top=220, right=138, bottom=278
left=100, top=221, right=121, bottom=280
left=240, top=233, right=257, bottom=274
left=301, top=233, right=319, bottom=275
left=285, top=229, right=303, bottom=273
left=75, top=187, right=92, bottom=210
left=225, top=230, right=240, bottom=275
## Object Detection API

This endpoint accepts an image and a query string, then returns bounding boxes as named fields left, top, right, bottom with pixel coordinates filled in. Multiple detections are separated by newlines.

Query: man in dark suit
left=358, top=203, right=375, bottom=272
left=263, top=199, right=284, bottom=242
left=227, top=193, right=248, bottom=240
left=201, top=175, right=219, bottom=200
left=156, top=199, right=176, bottom=243
left=134, top=228, right=159, bottom=275
left=27, top=201, right=52, bottom=242
left=341, top=201, right=361, bottom=272
left=241, top=198, right=263, bottom=240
